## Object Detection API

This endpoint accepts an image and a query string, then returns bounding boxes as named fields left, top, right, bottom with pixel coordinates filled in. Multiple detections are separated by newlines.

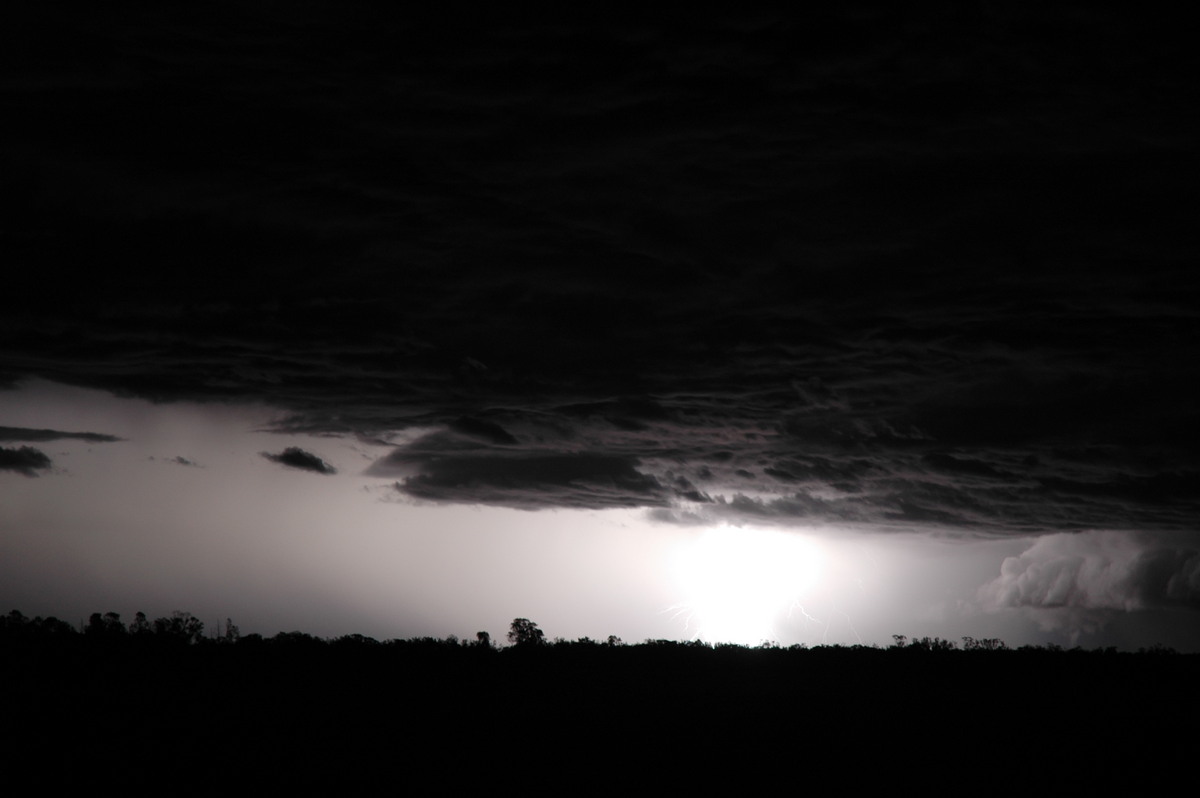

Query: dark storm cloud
left=447, top=417, right=519, bottom=446
left=2, top=6, right=1197, bottom=532
left=262, top=447, right=336, bottom=476
left=922, top=453, right=1007, bottom=480
left=396, top=454, right=667, bottom=511
left=0, top=445, right=52, bottom=476
left=0, top=427, right=122, bottom=444
left=368, top=428, right=671, bottom=510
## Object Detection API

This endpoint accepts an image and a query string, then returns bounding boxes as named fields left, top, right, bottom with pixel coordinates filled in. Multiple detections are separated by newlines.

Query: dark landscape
left=2, top=609, right=1194, bottom=791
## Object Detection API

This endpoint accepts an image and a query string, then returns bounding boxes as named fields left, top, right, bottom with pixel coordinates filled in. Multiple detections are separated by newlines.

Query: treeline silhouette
left=2, top=608, right=1187, bottom=656
left=2, top=610, right=1193, bottom=792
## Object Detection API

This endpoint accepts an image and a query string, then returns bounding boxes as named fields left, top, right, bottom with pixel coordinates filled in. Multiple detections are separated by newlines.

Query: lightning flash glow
left=669, top=525, right=826, bottom=645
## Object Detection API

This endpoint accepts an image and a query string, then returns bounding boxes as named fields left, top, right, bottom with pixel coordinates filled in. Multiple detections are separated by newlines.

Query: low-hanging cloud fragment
left=148, top=455, right=203, bottom=468
left=261, top=447, right=337, bottom=475
left=0, top=445, right=53, bottom=476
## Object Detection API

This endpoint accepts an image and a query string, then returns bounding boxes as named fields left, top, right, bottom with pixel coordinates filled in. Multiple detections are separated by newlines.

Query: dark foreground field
left=2, top=614, right=1194, bottom=793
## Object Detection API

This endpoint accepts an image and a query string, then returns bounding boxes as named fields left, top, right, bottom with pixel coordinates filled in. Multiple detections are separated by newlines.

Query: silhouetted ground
left=1, top=613, right=1193, bottom=792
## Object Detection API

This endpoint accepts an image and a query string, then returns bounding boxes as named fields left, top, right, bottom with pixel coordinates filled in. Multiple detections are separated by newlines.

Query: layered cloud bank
left=2, top=5, right=1197, bottom=535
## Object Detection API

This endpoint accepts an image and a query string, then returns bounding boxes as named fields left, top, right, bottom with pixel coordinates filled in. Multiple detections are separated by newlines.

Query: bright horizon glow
left=669, top=525, right=826, bottom=645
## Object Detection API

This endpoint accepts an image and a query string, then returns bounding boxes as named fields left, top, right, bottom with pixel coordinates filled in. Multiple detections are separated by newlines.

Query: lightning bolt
left=788, top=600, right=821, bottom=625
left=662, top=603, right=700, bottom=638
left=835, top=604, right=863, bottom=645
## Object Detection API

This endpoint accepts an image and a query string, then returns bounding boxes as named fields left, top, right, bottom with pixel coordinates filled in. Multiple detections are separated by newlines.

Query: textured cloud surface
left=2, top=5, right=1197, bottom=534
left=981, top=532, right=1200, bottom=612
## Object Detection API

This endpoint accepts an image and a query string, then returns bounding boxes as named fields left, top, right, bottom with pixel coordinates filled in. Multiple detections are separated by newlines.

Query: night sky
left=2, top=4, right=1197, bottom=650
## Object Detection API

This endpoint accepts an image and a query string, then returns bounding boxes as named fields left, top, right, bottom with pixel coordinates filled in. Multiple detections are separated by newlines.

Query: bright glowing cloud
left=979, top=530, right=1200, bottom=612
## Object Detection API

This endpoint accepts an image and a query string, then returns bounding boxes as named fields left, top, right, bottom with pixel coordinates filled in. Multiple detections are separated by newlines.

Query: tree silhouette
left=86, top=611, right=126, bottom=639
left=220, top=617, right=240, bottom=644
left=962, top=636, right=1007, bottom=651
left=153, top=611, right=204, bottom=644
left=507, top=618, right=545, bottom=647
left=129, top=611, right=152, bottom=636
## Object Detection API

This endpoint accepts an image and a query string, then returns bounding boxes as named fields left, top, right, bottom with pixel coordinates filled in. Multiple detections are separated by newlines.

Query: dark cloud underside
left=2, top=5, right=1197, bottom=531
left=0, top=446, right=52, bottom=477
left=366, top=428, right=672, bottom=510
